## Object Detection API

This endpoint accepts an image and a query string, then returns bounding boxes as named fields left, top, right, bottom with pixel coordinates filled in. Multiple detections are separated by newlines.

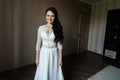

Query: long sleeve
left=57, top=42, right=63, bottom=49
left=36, top=27, right=42, bottom=51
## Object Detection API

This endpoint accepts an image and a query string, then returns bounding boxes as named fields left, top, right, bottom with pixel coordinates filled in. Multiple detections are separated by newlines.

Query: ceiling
left=78, top=0, right=110, bottom=5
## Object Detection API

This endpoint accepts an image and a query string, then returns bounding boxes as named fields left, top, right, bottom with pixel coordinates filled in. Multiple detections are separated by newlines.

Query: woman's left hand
left=59, top=59, right=62, bottom=66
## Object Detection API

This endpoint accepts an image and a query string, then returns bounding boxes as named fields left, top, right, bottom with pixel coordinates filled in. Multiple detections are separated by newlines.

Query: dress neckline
left=44, top=25, right=53, bottom=37
left=45, top=24, right=53, bottom=28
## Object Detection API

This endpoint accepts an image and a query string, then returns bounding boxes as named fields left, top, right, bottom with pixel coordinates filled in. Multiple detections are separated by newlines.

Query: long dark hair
left=45, top=7, right=64, bottom=44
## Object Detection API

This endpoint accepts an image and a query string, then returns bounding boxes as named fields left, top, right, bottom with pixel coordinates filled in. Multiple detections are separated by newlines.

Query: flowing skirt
left=34, top=47, right=64, bottom=80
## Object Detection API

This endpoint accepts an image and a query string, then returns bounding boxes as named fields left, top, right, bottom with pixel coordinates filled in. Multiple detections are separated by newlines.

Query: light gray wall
left=88, top=0, right=120, bottom=55
left=0, top=0, right=91, bottom=72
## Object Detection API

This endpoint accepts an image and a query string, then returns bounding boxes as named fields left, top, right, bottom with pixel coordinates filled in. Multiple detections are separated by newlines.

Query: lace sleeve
left=36, top=26, right=42, bottom=51
left=57, top=42, right=63, bottom=49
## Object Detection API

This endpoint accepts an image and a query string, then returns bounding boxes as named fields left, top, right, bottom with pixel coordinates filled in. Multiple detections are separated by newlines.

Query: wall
left=0, top=0, right=14, bottom=72
left=88, top=0, right=120, bottom=55
left=0, top=0, right=91, bottom=72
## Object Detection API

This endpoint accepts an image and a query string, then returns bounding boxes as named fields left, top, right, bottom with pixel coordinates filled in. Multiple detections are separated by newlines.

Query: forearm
left=59, top=49, right=62, bottom=61
left=36, top=50, right=40, bottom=59
left=35, top=50, right=40, bottom=65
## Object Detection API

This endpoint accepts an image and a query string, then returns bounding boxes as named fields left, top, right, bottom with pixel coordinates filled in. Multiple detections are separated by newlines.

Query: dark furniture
left=103, top=9, right=120, bottom=64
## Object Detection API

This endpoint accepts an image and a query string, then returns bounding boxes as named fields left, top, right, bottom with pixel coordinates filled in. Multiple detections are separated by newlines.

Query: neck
left=46, top=23, right=53, bottom=28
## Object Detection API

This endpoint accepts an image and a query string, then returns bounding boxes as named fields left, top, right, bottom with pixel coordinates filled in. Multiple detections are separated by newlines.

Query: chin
left=48, top=22, right=53, bottom=24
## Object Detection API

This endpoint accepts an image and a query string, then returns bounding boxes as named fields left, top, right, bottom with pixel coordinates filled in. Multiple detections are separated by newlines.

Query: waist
left=42, top=45, right=57, bottom=49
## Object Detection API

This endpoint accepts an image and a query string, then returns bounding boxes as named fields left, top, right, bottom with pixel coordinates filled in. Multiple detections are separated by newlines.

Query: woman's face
left=46, top=10, right=55, bottom=24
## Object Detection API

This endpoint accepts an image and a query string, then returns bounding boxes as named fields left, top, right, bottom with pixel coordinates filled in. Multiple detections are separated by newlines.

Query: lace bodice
left=36, top=25, right=63, bottom=51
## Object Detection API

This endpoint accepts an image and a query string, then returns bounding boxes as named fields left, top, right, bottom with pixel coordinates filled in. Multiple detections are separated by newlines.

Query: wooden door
left=76, top=14, right=82, bottom=54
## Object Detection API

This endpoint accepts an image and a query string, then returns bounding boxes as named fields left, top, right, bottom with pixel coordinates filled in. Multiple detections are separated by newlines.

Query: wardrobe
left=103, top=9, right=120, bottom=64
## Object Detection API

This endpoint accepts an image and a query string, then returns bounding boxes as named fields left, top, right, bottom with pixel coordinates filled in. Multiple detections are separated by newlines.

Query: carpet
left=88, top=65, right=120, bottom=80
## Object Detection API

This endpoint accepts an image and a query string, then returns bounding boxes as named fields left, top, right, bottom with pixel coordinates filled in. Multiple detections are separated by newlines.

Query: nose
left=48, top=16, right=52, bottom=20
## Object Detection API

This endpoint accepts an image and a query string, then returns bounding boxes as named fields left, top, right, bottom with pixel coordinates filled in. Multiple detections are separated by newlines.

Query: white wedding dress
left=34, top=25, right=64, bottom=80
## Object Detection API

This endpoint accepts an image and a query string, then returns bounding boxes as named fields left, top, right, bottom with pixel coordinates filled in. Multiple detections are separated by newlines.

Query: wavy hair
left=45, top=7, right=64, bottom=44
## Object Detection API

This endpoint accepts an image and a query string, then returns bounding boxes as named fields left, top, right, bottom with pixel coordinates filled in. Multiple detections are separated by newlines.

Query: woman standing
left=34, top=7, right=64, bottom=80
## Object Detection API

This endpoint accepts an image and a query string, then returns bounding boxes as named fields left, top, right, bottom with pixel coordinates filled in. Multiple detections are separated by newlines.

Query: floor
left=0, top=51, right=120, bottom=80
left=87, top=65, right=120, bottom=80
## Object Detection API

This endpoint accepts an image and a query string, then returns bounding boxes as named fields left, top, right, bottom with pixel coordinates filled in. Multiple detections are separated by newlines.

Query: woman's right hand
left=35, top=58, right=39, bottom=66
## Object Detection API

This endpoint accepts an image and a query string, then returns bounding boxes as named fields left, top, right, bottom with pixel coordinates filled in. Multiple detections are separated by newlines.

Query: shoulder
left=38, top=25, right=46, bottom=31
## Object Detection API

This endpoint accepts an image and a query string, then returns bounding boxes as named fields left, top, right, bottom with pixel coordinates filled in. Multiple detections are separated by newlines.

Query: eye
left=51, top=15, right=55, bottom=17
left=46, top=14, right=49, bottom=17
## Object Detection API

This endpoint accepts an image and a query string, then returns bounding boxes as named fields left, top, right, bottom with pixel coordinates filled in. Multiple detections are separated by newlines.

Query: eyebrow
left=46, top=14, right=55, bottom=16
